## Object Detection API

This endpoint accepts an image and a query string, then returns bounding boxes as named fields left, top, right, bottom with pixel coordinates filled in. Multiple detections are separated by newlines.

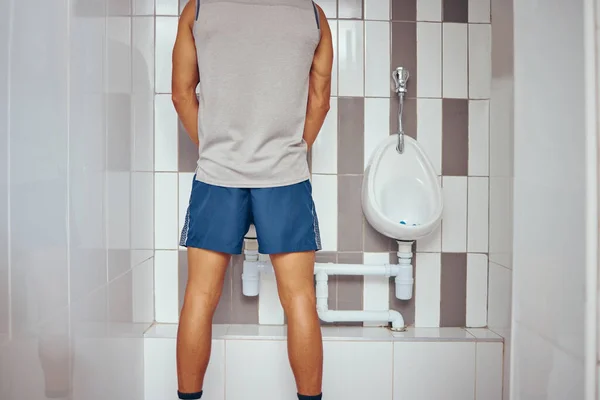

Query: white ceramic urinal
left=362, top=135, right=443, bottom=241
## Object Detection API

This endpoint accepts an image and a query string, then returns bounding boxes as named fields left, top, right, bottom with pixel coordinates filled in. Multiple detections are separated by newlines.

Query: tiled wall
left=154, top=0, right=493, bottom=328
left=1, top=1, right=155, bottom=399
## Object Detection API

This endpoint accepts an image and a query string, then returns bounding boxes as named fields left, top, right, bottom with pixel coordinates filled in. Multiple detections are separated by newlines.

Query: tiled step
left=145, top=324, right=503, bottom=400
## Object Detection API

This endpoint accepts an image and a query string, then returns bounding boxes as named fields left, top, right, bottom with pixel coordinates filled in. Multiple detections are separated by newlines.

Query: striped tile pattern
left=152, top=0, right=491, bottom=328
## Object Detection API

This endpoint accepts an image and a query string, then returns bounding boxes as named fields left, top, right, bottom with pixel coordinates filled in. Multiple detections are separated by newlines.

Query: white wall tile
left=468, top=0, right=491, bottom=23
left=329, top=20, right=338, bottom=96
left=178, top=173, right=194, bottom=250
left=466, top=253, right=488, bottom=327
left=311, top=174, right=338, bottom=251
left=132, top=90, right=155, bottom=172
left=131, top=172, right=154, bottom=250
left=225, top=340, right=296, bottom=399
left=155, top=172, right=179, bottom=249
left=154, top=94, right=178, bottom=172
left=258, top=270, right=285, bottom=325
left=443, top=23, right=468, bottom=99
left=363, top=253, right=392, bottom=326
left=364, top=0, right=390, bottom=20
left=414, top=252, right=441, bottom=327
left=467, top=177, right=489, bottom=252
left=316, top=0, right=337, bottom=18
left=364, top=97, right=390, bottom=169
left=107, top=172, right=131, bottom=250
left=365, top=21, right=391, bottom=97
left=468, top=100, right=490, bottom=176
left=489, top=176, right=512, bottom=268
left=475, top=342, right=503, bottom=400
left=338, top=20, right=364, bottom=97
left=393, top=342, right=476, bottom=400
left=468, top=24, right=492, bottom=99
left=416, top=223, right=442, bottom=252
left=132, top=258, right=155, bottom=323
left=324, top=342, right=393, bottom=399
left=338, top=0, right=362, bottom=19
left=155, top=17, right=178, bottom=94
left=154, top=251, right=179, bottom=323
left=106, top=17, right=132, bottom=92
left=132, top=17, right=155, bottom=172
left=417, top=176, right=442, bottom=252
left=156, top=0, right=179, bottom=15
left=133, top=0, right=154, bottom=15
left=417, top=0, right=442, bottom=21
left=144, top=338, right=225, bottom=400
left=132, top=16, right=155, bottom=91
left=417, top=22, right=442, bottom=98
left=442, top=176, right=468, bottom=252
left=312, top=97, right=338, bottom=174
left=417, top=98, right=442, bottom=175
left=487, top=262, right=512, bottom=331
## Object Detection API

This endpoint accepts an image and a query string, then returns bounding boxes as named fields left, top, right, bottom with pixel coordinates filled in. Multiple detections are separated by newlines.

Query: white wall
left=488, top=1, right=514, bottom=399
left=0, top=0, right=10, bottom=347
left=0, top=0, right=155, bottom=399
left=511, top=0, right=593, bottom=398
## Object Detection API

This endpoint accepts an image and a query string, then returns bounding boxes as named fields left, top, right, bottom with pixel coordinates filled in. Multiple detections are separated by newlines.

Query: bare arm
left=172, top=0, right=200, bottom=146
left=303, top=5, right=333, bottom=149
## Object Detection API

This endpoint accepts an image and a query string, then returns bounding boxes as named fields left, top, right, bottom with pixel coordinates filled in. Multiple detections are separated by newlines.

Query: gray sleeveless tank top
left=192, top=0, right=321, bottom=188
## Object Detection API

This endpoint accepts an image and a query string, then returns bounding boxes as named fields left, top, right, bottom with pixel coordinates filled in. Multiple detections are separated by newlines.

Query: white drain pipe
left=241, top=239, right=415, bottom=331
left=315, top=270, right=405, bottom=330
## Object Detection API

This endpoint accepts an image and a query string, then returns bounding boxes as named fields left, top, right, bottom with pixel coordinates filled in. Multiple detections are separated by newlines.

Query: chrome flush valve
left=393, top=67, right=409, bottom=95
left=392, top=67, right=410, bottom=154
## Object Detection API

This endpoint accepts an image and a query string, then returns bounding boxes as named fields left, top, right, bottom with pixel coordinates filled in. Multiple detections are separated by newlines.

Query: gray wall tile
left=390, top=96, right=417, bottom=139
left=392, top=0, right=416, bottom=21
left=443, top=0, right=468, bottom=23
left=364, top=218, right=393, bottom=252
left=391, top=22, right=417, bottom=98
left=336, top=252, right=364, bottom=326
left=316, top=251, right=338, bottom=264
left=338, top=175, right=364, bottom=252
left=231, top=255, right=259, bottom=324
left=338, top=97, right=364, bottom=174
left=440, top=253, right=467, bottom=327
left=442, top=99, right=469, bottom=175
left=338, top=0, right=363, bottom=19
left=178, top=119, right=198, bottom=173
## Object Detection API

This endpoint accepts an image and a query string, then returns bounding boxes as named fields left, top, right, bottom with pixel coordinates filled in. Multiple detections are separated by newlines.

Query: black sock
left=298, top=394, right=322, bottom=400
left=178, top=390, right=203, bottom=399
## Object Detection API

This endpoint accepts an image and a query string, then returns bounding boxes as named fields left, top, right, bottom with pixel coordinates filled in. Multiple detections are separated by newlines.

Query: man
left=171, top=0, right=333, bottom=399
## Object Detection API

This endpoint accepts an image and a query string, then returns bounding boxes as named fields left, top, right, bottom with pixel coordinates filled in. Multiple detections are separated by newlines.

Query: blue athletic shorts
left=179, top=177, right=322, bottom=254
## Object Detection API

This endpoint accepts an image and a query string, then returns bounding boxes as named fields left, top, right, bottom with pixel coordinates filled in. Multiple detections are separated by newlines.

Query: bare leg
left=176, top=248, right=230, bottom=393
left=270, top=251, right=322, bottom=396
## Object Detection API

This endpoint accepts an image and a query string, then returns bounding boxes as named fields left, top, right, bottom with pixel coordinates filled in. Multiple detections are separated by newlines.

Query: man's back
left=193, top=0, right=321, bottom=188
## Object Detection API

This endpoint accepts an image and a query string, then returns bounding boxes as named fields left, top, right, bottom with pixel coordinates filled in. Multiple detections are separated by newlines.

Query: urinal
left=362, top=135, right=443, bottom=241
